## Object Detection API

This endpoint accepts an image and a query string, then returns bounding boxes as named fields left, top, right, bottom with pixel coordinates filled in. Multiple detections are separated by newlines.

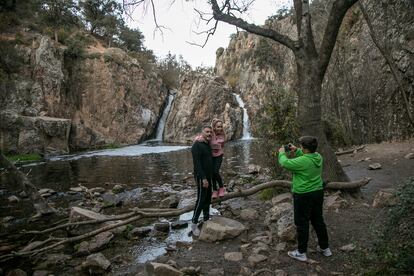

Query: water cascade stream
left=233, top=93, right=253, bottom=140
left=155, top=92, right=175, bottom=141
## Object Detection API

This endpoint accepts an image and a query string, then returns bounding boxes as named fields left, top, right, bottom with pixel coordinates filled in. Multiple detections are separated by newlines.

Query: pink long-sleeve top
left=210, top=134, right=225, bottom=157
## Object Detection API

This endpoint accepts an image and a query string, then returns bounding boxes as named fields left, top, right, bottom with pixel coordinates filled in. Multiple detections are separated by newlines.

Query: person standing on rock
left=278, top=136, right=332, bottom=262
left=210, top=118, right=226, bottom=199
left=191, top=125, right=214, bottom=236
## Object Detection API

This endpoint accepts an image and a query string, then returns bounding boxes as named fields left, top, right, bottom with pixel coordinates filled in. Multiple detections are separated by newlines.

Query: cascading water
left=155, top=92, right=175, bottom=141
left=233, top=93, right=253, bottom=140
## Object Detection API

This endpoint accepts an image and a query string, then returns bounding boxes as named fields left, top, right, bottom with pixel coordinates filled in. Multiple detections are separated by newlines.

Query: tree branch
left=318, top=0, right=360, bottom=79
left=0, top=178, right=370, bottom=260
left=209, top=0, right=296, bottom=51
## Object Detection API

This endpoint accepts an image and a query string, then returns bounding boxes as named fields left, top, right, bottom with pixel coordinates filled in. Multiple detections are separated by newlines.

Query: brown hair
left=299, top=136, right=318, bottom=153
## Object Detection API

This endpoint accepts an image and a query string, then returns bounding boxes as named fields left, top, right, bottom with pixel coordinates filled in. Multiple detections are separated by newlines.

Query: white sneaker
left=191, top=223, right=200, bottom=237
left=287, top=249, right=307, bottom=262
left=317, top=246, right=332, bottom=257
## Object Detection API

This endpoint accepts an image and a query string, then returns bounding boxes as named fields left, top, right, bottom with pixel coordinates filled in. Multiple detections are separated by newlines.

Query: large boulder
left=199, top=216, right=246, bottom=242
left=144, top=262, right=183, bottom=276
left=0, top=111, right=70, bottom=154
left=164, top=72, right=243, bottom=143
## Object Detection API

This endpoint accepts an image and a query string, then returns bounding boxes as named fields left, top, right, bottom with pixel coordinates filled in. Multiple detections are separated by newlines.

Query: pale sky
left=127, top=0, right=292, bottom=68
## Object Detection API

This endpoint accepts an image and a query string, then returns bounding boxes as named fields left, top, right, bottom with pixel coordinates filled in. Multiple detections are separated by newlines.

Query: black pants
left=192, top=177, right=212, bottom=224
left=212, top=155, right=223, bottom=191
left=293, top=189, right=329, bottom=253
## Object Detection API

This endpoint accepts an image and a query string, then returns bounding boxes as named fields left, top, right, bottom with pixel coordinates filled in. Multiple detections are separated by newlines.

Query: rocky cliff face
left=215, top=0, right=414, bottom=143
left=164, top=72, right=243, bottom=143
left=0, top=34, right=167, bottom=154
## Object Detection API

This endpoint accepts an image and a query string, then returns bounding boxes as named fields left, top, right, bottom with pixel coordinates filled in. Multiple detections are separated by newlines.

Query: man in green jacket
left=278, top=136, right=332, bottom=262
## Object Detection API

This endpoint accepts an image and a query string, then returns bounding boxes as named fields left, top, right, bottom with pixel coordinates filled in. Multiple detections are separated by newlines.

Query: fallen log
left=0, top=178, right=371, bottom=260
left=335, top=145, right=365, bottom=156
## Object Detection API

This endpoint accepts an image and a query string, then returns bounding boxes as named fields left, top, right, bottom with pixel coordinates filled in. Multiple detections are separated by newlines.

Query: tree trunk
left=295, top=56, right=349, bottom=182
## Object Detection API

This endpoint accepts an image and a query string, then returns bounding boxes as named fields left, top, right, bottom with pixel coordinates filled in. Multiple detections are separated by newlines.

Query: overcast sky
left=127, top=0, right=291, bottom=68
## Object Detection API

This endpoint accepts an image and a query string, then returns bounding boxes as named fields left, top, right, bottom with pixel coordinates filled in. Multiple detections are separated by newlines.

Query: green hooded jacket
left=278, top=148, right=323, bottom=194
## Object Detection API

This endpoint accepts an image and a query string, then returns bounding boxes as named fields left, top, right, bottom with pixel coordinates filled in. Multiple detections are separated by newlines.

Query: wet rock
left=264, top=202, right=293, bottom=225
left=19, top=191, right=28, bottom=198
left=224, top=252, right=243, bottom=262
left=247, top=164, right=261, bottom=174
left=240, top=208, right=258, bottom=220
left=7, top=196, right=20, bottom=203
left=38, top=188, right=56, bottom=195
left=81, top=253, right=111, bottom=274
left=32, top=271, right=51, bottom=276
left=161, top=194, right=180, bottom=208
left=101, top=193, right=123, bottom=208
left=89, top=187, right=106, bottom=194
left=130, top=226, right=152, bottom=237
left=154, top=222, right=170, bottom=232
left=171, top=220, right=188, bottom=229
left=180, top=266, right=200, bottom=275
left=70, top=187, right=84, bottom=193
left=6, top=269, right=27, bottom=276
left=144, top=262, right=183, bottom=276
left=271, top=193, right=292, bottom=205
left=340, top=243, right=356, bottom=252
left=247, top=254, right=267, bottom=267
left=199, top=216, right=246, bottom=242
left=172, top=184, right=184, bottom=190
left=277, top=213, right=296, bottom=241
left=76, top=231, right=114, bottom=255
left=368, top=163, right=382, bottom=170
left=207, top=268, right=224, bottom=276
left=112, top=184, right=125, bottom=194
left=372, top=188, right=397, bottom=208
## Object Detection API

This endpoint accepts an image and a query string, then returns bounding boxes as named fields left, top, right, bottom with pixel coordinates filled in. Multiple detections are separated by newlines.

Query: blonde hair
left=211, top=118, right=225, bottom=138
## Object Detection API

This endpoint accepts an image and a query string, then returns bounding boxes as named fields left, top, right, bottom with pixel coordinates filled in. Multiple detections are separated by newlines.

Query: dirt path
left=133, top=139, right=414, bottom=275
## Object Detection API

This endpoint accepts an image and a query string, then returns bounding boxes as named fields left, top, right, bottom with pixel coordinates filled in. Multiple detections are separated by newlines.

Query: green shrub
left=6, top=153, right=42, bottom=162
left=361, top=177, right=414, bottom=275
left=0, top=40, right=24, bottom=81
left=64, top=33, right=88, bottom=59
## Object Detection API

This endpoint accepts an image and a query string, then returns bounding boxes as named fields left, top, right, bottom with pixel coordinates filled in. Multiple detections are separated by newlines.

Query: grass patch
left=6, top=153, right=42, bottom=162
left=104, top=143, right=121, bottom=149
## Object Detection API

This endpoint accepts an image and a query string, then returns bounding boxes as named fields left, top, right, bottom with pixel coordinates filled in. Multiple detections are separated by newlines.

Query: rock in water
left=199, top=216, right=246, bottom=242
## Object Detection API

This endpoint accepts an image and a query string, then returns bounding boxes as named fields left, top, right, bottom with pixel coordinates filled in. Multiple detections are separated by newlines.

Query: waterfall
left=155, top=93, right=174, bottom=141
left=233, top=93, right=253, bottom=140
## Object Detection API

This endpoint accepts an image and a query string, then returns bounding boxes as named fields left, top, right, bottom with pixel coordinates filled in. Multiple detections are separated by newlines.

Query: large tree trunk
left=295, top=56, right=350, bottom=182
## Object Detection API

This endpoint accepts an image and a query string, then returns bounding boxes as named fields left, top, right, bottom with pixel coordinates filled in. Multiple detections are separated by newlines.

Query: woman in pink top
left=210, top=118, right=226, bottom=199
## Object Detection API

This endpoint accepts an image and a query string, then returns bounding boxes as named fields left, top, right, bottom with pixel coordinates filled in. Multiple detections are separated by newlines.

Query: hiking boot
left=191, top=223, right=200, bottom=237
left=212, top=191, right=218, bottom=199
left=287, top=249, right=307, bottom=262
left=218, top=187, right=226, bottom=197
left=317, top=246, right=333, bottom=257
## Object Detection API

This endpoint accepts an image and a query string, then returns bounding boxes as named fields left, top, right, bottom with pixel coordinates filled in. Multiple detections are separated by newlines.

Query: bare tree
left=123, top=0, right=364, bottom=181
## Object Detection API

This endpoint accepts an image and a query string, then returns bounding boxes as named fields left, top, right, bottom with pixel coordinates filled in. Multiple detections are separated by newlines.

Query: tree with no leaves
left=124, top=0, right=363, bottom=182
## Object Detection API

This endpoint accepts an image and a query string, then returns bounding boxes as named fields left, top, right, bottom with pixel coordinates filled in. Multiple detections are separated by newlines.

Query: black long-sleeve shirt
left=191, top=140, right=214, bottom=180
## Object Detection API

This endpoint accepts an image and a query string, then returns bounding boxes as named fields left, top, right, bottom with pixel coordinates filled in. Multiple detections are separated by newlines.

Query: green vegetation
left=361, top=177, right=414, bottom=275
left=6, top=153, right=42, bottom=162
left=157, top=52, right=191, bottom=89
left=0, top=40, right=24, bottom=81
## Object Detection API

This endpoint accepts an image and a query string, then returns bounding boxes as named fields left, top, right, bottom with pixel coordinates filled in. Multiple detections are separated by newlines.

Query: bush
left=226, top=73, right=240, bottom=89
left=361, top=177, right=414, bottom=275
left=0, top=40, right=24, bottom=81
left=64, top=33, right=89, bottom=59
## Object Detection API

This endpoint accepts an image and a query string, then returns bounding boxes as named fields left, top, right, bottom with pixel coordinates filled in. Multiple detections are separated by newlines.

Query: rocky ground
left=137, top=139, right=414, bottom=276
left=1, top=139, right=413, bottom=276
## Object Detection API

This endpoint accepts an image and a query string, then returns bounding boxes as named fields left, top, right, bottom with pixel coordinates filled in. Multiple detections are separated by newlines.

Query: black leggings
left=212, top=155, right=223, bottom=191
left=293, top=189, right=329, bottom=253
left=192, top=177, right=212, bottom=224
